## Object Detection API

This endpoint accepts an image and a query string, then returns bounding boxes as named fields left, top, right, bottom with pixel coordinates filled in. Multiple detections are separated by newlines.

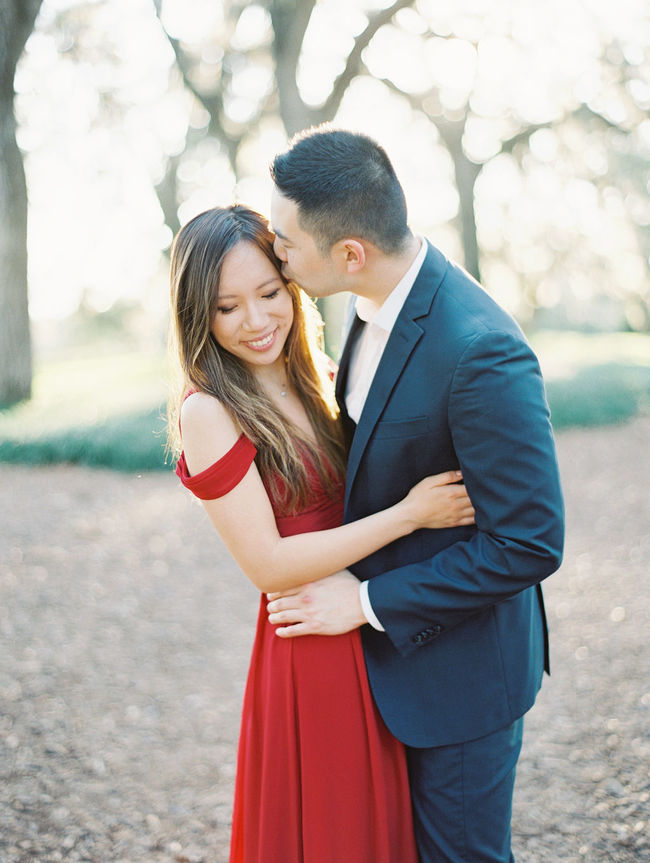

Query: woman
left=168, top=205, right=474, bottom=862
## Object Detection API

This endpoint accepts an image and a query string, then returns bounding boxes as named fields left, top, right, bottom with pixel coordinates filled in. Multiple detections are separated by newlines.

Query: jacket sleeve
left=367, top=328, right=565, bottom=657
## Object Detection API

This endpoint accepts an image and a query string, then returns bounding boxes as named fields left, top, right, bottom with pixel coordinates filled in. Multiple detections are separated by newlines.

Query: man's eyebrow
left=272, top=226, right=289, bottom=241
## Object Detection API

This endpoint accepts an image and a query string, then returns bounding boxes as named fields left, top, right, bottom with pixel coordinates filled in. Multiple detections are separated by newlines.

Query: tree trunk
left=452, top=151, right=482, bottom=283
left=433, top=115, right=482, bottom=282
left=269, top=0, right=318, bottom=135
left=0, top=0, right=43, bottom=406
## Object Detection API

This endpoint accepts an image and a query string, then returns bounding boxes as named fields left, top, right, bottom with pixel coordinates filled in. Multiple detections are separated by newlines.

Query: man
left=267, top=128, right=564, bottom=863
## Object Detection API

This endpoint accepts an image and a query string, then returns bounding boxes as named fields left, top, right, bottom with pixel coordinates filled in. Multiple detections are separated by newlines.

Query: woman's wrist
left=391, top=500, right=419, bottom=536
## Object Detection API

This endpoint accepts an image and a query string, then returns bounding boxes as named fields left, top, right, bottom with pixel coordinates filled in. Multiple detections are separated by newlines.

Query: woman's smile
left=243, top=328, right=279, bottom=351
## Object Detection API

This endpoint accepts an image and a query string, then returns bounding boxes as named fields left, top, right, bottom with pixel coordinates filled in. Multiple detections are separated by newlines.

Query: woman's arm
left=181, top=393, right=473, bottom=593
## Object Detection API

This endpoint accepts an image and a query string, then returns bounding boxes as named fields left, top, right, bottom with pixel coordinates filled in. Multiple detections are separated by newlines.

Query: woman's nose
left=242, top=301, right=267, bottom=331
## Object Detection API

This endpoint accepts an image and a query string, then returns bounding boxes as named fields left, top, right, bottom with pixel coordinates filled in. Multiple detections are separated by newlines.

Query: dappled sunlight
left=16, top=0, right=175, bottom=321
left=0, top=351, right=167, bottom=436
left=1, top=6, right=648, bottom=859
left=11, top=0, right=648, bottom=340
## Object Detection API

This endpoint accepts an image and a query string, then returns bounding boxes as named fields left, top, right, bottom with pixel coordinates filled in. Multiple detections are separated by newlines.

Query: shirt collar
left=355, top=237, right=426, bottom=333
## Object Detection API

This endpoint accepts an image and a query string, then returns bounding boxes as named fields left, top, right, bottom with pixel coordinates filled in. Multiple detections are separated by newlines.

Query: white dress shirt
left=345, top=239, right=427, bottom=631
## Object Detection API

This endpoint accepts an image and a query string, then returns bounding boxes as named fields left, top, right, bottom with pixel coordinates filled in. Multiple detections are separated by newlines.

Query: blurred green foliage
left=546, top=364, right=650, bottom=429
left=0, top=348, right=171, bottom=471
left=0, top=406, right=168, bottom=471
left=0, top=333, right=648, bottom=472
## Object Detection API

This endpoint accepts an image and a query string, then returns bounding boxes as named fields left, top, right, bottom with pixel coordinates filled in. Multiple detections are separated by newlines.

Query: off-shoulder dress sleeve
left=175, top=434, right=257, bottom=500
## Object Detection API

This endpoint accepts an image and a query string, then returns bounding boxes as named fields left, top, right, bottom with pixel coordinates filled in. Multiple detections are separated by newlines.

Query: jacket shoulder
left=419, top=249, right=526, bottom=348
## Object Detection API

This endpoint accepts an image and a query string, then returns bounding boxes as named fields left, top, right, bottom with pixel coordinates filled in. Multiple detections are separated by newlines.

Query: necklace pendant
left=281, top=389, right=287, bottom=397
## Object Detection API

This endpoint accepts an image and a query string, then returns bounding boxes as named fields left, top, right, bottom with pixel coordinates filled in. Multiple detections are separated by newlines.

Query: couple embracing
left=169, top=128, right=564, bottom=863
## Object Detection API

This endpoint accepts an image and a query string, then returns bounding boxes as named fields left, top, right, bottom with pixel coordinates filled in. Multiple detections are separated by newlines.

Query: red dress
left=176, top=436, right=417, bottom=863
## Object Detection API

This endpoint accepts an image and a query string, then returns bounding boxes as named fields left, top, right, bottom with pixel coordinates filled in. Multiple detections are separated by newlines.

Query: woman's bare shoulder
left=181, top=390, right=233, bottom=425
left=180, top=392, right=241, bottom=471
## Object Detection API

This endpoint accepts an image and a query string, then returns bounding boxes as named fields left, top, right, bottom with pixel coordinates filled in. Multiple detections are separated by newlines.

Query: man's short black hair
left=270, top=127, right=411, bottom=254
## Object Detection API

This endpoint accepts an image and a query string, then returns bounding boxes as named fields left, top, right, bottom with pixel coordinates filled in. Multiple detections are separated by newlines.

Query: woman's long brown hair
left=167, top=205, right=346, bottom=509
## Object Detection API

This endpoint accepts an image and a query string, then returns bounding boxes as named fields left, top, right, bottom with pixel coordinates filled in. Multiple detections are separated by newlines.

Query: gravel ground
left=0, top=417, right=648, bottom=862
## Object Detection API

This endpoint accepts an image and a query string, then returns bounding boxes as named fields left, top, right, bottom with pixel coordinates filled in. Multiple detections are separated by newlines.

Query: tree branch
left=374, top=71, right=460, bottom=146
left=319, top=0, right=415, bottom=122
left=152, top=1, right=222, bottom=119
left=570, top=102, right=635, bottom=131
left=501, top=102, right=633, bottom=159
left=152, top=0, right=242, bottom=171
left=377, top=71, right=548, bottom=171
left=500, top=121, right=553, bottom=154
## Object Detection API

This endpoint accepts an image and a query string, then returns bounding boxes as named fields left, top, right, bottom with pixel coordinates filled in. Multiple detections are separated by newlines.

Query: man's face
left=270, top=188, right=344, bottom=298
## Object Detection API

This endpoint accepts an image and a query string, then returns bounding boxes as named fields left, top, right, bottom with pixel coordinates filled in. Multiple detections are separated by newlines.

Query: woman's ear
left=333, top=238, right=366, bottom=274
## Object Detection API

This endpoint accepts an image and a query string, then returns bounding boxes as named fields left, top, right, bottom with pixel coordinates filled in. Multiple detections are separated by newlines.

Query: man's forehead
left=270, top=190, right=299, bottom=238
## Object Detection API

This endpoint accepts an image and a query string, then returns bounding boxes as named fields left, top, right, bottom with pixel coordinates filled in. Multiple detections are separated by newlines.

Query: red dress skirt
left=177, top=436, right=417, bottom=863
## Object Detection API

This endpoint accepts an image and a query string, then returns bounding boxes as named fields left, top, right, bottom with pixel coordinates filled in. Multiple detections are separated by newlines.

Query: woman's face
left=211, top=241, right=294, bottom=372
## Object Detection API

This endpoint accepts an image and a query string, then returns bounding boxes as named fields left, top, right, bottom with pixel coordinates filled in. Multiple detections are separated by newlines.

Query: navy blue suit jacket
left=336, top=243, right=564, bottom=748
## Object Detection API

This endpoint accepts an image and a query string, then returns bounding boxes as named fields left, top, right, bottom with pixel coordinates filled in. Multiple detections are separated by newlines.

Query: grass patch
left=546, top=364, right=650, bottom=429
left=0, top=349, right=172, bottom=471
left=0, top=332, right=648, bottom=472
left=531, top=331, right=650, bottom=429
left=531, top=330, right=650, bottom=381
left=0, top=407, right=169, bottom=471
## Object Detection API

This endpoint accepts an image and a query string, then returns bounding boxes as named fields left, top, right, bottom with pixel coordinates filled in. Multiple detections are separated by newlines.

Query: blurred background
left=1, top=5, right=649, bottom=860
left=1, top=0, right=649, bottom=469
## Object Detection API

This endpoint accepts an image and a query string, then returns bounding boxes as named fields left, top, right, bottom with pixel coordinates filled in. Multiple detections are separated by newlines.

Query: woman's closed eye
left=217, top=284, right=282, bottom=314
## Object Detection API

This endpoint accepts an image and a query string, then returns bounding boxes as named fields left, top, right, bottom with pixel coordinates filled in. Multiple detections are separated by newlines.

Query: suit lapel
left=343, top=242, right=449, bottom=507
left=344, top=314, right=423, bottom=506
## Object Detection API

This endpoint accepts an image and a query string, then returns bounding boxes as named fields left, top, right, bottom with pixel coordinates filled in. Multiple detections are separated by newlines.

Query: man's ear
left=333, top=238, right=366, bottom=274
